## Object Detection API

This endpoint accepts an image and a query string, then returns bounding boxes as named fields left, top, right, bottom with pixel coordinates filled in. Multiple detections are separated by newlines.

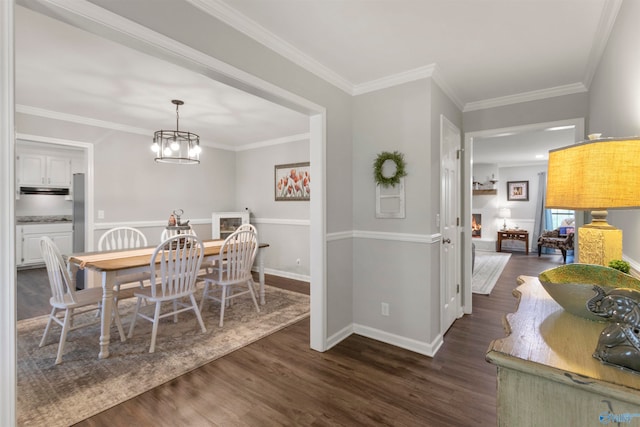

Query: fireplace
left=472, top=214, right=482, bottom=238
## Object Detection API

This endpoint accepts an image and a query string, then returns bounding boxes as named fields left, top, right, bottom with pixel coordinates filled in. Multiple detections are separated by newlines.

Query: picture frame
left=507, top=180, right=529, bottom=201
left=274, top=162, right=310, bottom=201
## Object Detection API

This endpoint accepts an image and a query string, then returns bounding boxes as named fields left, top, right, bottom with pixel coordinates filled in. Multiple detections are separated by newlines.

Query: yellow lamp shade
left=546, top=138, right=640, bottom=210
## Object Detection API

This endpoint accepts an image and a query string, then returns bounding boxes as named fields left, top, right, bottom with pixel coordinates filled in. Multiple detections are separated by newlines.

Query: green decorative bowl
left=538, top=264, right=640, bottom=321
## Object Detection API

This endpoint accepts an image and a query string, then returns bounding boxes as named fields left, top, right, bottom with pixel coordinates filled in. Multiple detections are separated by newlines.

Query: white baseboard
left=326, top=324, right=354, bottom=350
left=255, top=267, right=310, bottom=283
left=326, top=322, right=443, bottom=357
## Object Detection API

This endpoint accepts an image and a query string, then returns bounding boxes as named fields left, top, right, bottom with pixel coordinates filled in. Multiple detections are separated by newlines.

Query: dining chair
left=161, top=226, right=218, bottom=274
left=199, top=228, right=260, bottom=327
left=236, top=223, right=257, bottom=234
left=39, top=236, right=126, bottom=364
left=98, top=227, right=150, bottom=289
left=127, top=234, right=207, bottom=353
left=235, top=223, right=258, bottom=293
left=160, top=225, right=195, bottom=241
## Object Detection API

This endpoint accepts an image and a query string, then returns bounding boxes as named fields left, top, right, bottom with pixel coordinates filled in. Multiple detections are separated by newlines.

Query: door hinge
left=456, top=217, right=460, bottom=226
left=456, top=149, right=461, bottom=159
left=457, top=284, right=460, bottom=294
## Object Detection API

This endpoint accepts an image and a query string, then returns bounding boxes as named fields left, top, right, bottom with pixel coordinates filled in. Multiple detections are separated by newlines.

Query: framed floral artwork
left=507, top=180, right=529, bottom=201
left=274, top=162, right=310, bottom=201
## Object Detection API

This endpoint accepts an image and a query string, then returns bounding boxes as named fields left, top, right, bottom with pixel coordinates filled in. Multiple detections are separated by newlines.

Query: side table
left=497, top=229, right=529, bottom=255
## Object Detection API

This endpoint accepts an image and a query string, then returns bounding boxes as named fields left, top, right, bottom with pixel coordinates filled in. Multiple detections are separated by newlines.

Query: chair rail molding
left=252, top=217, right=310, bottom=226
left=327, top=230, right=440, bottom=244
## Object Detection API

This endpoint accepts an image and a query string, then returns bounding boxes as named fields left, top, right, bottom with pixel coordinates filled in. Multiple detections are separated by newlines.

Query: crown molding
left=17, top=104, right=305, bottom=152
left=16, top=104, right=151, bottom=136
left=463, top=82, right=588, bottom=112
left=582, top=0, right=623, bottom=88
left=27, top=0, right=609, bottom=120
left=353, top=63, right=464, bottom=110
left=186, top=0, right=353, bottom=95
left=352, top=64, right=436, bottom=96
left=431, top=66, right=465, bottom=111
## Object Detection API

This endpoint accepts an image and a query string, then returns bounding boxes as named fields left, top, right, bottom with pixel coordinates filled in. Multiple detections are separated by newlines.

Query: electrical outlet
left=98, top=210, right=105, bottom=219
left=381, top=302, right=389, bottom=316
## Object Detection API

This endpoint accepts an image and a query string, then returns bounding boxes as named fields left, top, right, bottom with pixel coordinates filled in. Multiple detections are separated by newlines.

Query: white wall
left=588, top=0, right=640, bottom=267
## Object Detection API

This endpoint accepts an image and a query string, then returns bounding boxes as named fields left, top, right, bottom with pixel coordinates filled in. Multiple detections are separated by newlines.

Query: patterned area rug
left=472, top=251, right=511, bottom=295
left=17, top=285, right=309, bottom=427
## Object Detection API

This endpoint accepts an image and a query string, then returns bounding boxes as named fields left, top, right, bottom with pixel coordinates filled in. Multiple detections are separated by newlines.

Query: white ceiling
left=472, top=126, right=577, bottom=166
left=15, top=6, right=310, bottom=151
left=15, top=0, right=620, bottom=154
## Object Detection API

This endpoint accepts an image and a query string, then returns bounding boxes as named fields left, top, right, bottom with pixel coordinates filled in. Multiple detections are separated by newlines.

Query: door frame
left=462, top=118, right=585, bottom=313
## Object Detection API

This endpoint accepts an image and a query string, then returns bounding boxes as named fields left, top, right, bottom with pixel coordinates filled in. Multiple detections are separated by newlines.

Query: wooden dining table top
left=68, top=239, right=269, bottom=272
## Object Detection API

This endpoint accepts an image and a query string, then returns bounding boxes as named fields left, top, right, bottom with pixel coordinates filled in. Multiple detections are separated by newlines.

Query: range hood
left=20, top=186, right=70, bottom=196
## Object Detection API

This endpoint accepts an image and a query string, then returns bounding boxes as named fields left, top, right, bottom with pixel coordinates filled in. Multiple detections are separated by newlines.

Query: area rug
left=472, top=251, right=511, bottom=295
left=17, top=285, right=309, bottom=427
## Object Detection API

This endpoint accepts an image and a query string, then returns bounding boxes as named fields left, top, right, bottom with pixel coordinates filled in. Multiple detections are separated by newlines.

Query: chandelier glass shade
left=151, top=100, right=201, bottom=164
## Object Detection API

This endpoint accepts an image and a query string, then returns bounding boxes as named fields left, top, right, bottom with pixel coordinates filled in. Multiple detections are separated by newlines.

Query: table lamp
left=545, top=137, right=640, bottom=265
left=499, top=208, right=511, bottom=230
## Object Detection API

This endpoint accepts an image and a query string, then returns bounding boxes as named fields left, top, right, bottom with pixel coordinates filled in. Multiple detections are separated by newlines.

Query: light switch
left=98, top=210, right=104, bottom=219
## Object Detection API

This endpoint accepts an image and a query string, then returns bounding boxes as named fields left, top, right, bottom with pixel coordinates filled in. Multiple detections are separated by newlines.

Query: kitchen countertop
left=16, top=215, right=72, bottom=225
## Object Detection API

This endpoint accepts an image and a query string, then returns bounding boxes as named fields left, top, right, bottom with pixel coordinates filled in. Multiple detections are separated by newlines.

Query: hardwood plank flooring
left=17, top=252, right=562, bottom=426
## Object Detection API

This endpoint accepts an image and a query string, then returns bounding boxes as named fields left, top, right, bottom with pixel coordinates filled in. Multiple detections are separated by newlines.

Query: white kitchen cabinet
left=17, top=223, right=73, bottom=266
left=16, top=154, right=72, bottom=187
left=212, top=212, right=249, bottom=239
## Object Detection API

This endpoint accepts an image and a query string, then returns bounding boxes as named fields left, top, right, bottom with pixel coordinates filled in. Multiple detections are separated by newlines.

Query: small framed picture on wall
left=507, top=181, right=529, bottom=201
left=274, top=162, right=311, bottom=201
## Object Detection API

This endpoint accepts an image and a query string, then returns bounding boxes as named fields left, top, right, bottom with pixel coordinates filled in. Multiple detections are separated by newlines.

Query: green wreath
left=373, top=151, right=407, bottom=187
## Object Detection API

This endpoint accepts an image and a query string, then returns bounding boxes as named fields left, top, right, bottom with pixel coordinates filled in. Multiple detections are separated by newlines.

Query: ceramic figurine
left=587, top=285, right=640, bottom=373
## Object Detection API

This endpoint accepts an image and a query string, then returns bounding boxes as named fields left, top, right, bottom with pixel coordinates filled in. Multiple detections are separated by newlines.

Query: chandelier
left=151, top=99, right=201, bottom=164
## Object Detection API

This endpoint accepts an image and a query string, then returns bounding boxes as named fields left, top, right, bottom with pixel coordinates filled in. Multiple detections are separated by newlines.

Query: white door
left=440, top=115, right=462, bottom=334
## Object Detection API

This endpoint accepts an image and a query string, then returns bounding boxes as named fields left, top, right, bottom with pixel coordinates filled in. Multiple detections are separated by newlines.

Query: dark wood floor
left=18, top=252, right=563, bottom=426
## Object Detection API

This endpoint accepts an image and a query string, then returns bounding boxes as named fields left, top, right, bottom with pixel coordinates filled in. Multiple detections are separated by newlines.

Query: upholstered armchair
left=537, top=229, right=574, bottom=263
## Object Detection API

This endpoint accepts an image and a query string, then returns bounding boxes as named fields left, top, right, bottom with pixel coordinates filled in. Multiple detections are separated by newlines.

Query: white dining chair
left=39, top=236, right=126, bottom=364
left=199, top=228, right=260, bottom=327
left=236, top=223, right=257, bottom=234
left=98, top=227, right=150, bottom=289
left=99, top=226, right=148, bottom=251
left=161, top=226, right=217, bottom=274
left=127, top=234, right=207, bottom=353
left=98, top=227, right=151, bottom=314
left=160, top=225, right=195, bottom=241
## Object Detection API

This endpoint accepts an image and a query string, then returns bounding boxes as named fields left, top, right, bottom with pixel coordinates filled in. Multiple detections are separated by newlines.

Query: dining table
left=67, top=239, right=269, bottom=359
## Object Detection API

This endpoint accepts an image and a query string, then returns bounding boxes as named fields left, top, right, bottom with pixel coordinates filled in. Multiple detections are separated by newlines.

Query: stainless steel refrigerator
left=72, top=173, right=85, bottom=288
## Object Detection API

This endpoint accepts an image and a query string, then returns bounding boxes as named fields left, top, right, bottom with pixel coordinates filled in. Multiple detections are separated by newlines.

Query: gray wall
left=235, top=141, right=309, bottom=219
left=236, top=140, right=310, bottom=278
left=588, top=0, right=640, bottom=264
left=351, top=78, right=461, bottom=348
left=94, top=132, right=236, bottom=222
left=352, top=79, right=433, bottom=343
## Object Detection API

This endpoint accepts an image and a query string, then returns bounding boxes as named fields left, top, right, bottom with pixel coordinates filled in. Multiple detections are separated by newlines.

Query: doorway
left=462, top=118, right=585, bottom=313
left=1, top=3, right=328, bottom=423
